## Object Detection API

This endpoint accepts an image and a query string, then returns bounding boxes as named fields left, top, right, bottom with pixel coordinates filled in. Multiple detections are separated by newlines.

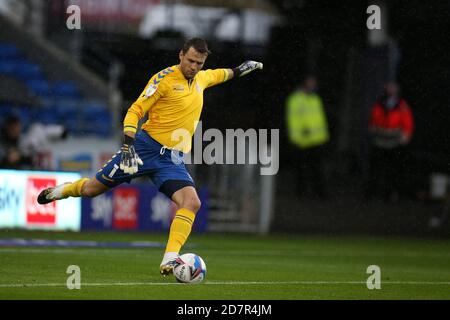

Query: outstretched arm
left=204, top=62, right=263, bottom=88
left=230, top=61, right=263, bottom=79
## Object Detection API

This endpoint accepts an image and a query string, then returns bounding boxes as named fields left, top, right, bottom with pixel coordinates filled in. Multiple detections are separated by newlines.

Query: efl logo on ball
left=173, top=253, right=207, bottom=284
left=26, top=177, right=57, bottom=225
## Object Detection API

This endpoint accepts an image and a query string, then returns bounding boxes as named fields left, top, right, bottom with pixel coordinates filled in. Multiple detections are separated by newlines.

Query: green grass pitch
left=0, top=230, right=449, bottom=299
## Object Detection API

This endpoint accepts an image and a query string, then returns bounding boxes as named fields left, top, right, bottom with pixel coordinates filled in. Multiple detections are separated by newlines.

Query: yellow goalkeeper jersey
left=123, top=65, right=229, bottom=153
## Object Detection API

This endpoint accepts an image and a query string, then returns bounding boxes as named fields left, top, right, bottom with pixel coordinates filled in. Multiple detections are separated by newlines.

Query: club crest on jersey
left=195, top=83, right=202, bottom=93
left=143, top=85, right=157, bottom=98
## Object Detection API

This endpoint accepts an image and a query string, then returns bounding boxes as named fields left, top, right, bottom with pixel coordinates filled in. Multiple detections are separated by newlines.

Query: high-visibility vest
left=286, top=90, right=329, bottom=149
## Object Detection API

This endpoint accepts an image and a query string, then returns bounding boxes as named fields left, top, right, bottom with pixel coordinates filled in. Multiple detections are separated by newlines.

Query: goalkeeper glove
left=232, top=60, right=263, bottom=78
left=120, top=135, right=143, bottom=175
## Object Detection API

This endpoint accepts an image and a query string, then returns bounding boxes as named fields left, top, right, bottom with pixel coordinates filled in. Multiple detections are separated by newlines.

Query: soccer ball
left=173, top=253, right=207, bottom=284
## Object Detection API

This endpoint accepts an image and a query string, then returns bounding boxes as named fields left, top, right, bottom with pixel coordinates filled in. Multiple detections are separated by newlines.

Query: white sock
left=49, top=182, right=70, bottom=200
left=160, top=252, right=179, bottom=266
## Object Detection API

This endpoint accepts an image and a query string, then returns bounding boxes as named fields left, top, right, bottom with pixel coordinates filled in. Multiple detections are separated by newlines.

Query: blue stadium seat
left=16, top=106, right=33, bottom=129
left=26, top=79, right=52, bottom=97
left=52, top=81, right=81, bottom=99
left=0, top=43, right=20, bottom=59
left=55, top=101, right=79, bottom=119
left=90, top=124, right=111, bottom=136
left=37, top=108, right=60, bottom=125
left=15, top=62, right=44, bottom=80
left=55, top=101, right=81, bottom=131
left=64, top=119, right=81, bottom=134
left=80, top=102, right=112, bottom=136
left=0, top=43, right=108, bottom=137
left=82, top=102, right=109, bottom=116
left=0, top=61, right=17, bottom=76
left=0, top=105, right=18, bottom=121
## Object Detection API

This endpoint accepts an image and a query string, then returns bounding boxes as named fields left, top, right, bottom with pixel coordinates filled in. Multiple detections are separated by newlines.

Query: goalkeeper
left=37, top=38, right=263, bottom=276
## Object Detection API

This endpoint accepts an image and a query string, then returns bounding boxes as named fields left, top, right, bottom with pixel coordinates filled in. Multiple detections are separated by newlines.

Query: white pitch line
left=0, top=281, right=449, bottom=288
left=3, top=248, right=450, bottom=259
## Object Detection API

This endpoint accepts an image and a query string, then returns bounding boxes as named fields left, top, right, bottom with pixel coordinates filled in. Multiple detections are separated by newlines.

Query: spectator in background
left=366, top=81, right=414, bottom=203
left=21, top=122, right=68, bottom=161
left=286, top=75, right=330, bottom=199
left=0, top=114, right=32, bottom=169
left=0, top=114, right=68, bottom=170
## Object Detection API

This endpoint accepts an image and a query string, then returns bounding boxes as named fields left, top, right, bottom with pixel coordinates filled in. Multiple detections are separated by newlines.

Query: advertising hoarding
left=81, top=184, right=209, bottom=232
left=0, top=169, right=82, bottom=231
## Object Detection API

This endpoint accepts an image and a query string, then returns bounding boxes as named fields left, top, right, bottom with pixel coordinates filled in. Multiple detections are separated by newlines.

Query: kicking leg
left=160, top=185, right=201, bottom=276
left=37, top=177, right=110, bottom=204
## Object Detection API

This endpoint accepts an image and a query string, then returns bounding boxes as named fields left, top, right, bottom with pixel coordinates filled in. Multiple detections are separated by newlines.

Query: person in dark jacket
left=0, top=114, right=32, bottom=169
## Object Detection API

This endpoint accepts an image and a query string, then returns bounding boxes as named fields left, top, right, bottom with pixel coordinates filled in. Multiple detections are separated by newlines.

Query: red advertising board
left=26, top=177, right=57, bottom=225
left=112, top=187, right=138, bottom=229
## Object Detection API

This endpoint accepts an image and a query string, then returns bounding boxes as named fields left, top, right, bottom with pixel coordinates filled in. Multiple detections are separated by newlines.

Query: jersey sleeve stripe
left=223, top=69, right=228, bottom=82
left=152, top=67, right=174, bottom=86
left=123, top=125, right=137, bottom=133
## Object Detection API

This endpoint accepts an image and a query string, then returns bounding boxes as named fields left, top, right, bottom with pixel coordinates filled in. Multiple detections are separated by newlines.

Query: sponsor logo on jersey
left=173, top=84, right=185, bottom=91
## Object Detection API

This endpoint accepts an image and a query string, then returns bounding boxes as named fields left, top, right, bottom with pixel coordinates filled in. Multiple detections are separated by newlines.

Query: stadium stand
left=0, top=16, right=116, bottom=138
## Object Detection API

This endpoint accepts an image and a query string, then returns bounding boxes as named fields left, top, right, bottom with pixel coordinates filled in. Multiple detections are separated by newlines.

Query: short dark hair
left=182, top=38, right=211, bottom=55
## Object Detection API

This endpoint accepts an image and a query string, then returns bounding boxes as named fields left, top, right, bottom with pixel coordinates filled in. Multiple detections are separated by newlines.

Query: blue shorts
left=96, top=130, right=195, bottom=198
